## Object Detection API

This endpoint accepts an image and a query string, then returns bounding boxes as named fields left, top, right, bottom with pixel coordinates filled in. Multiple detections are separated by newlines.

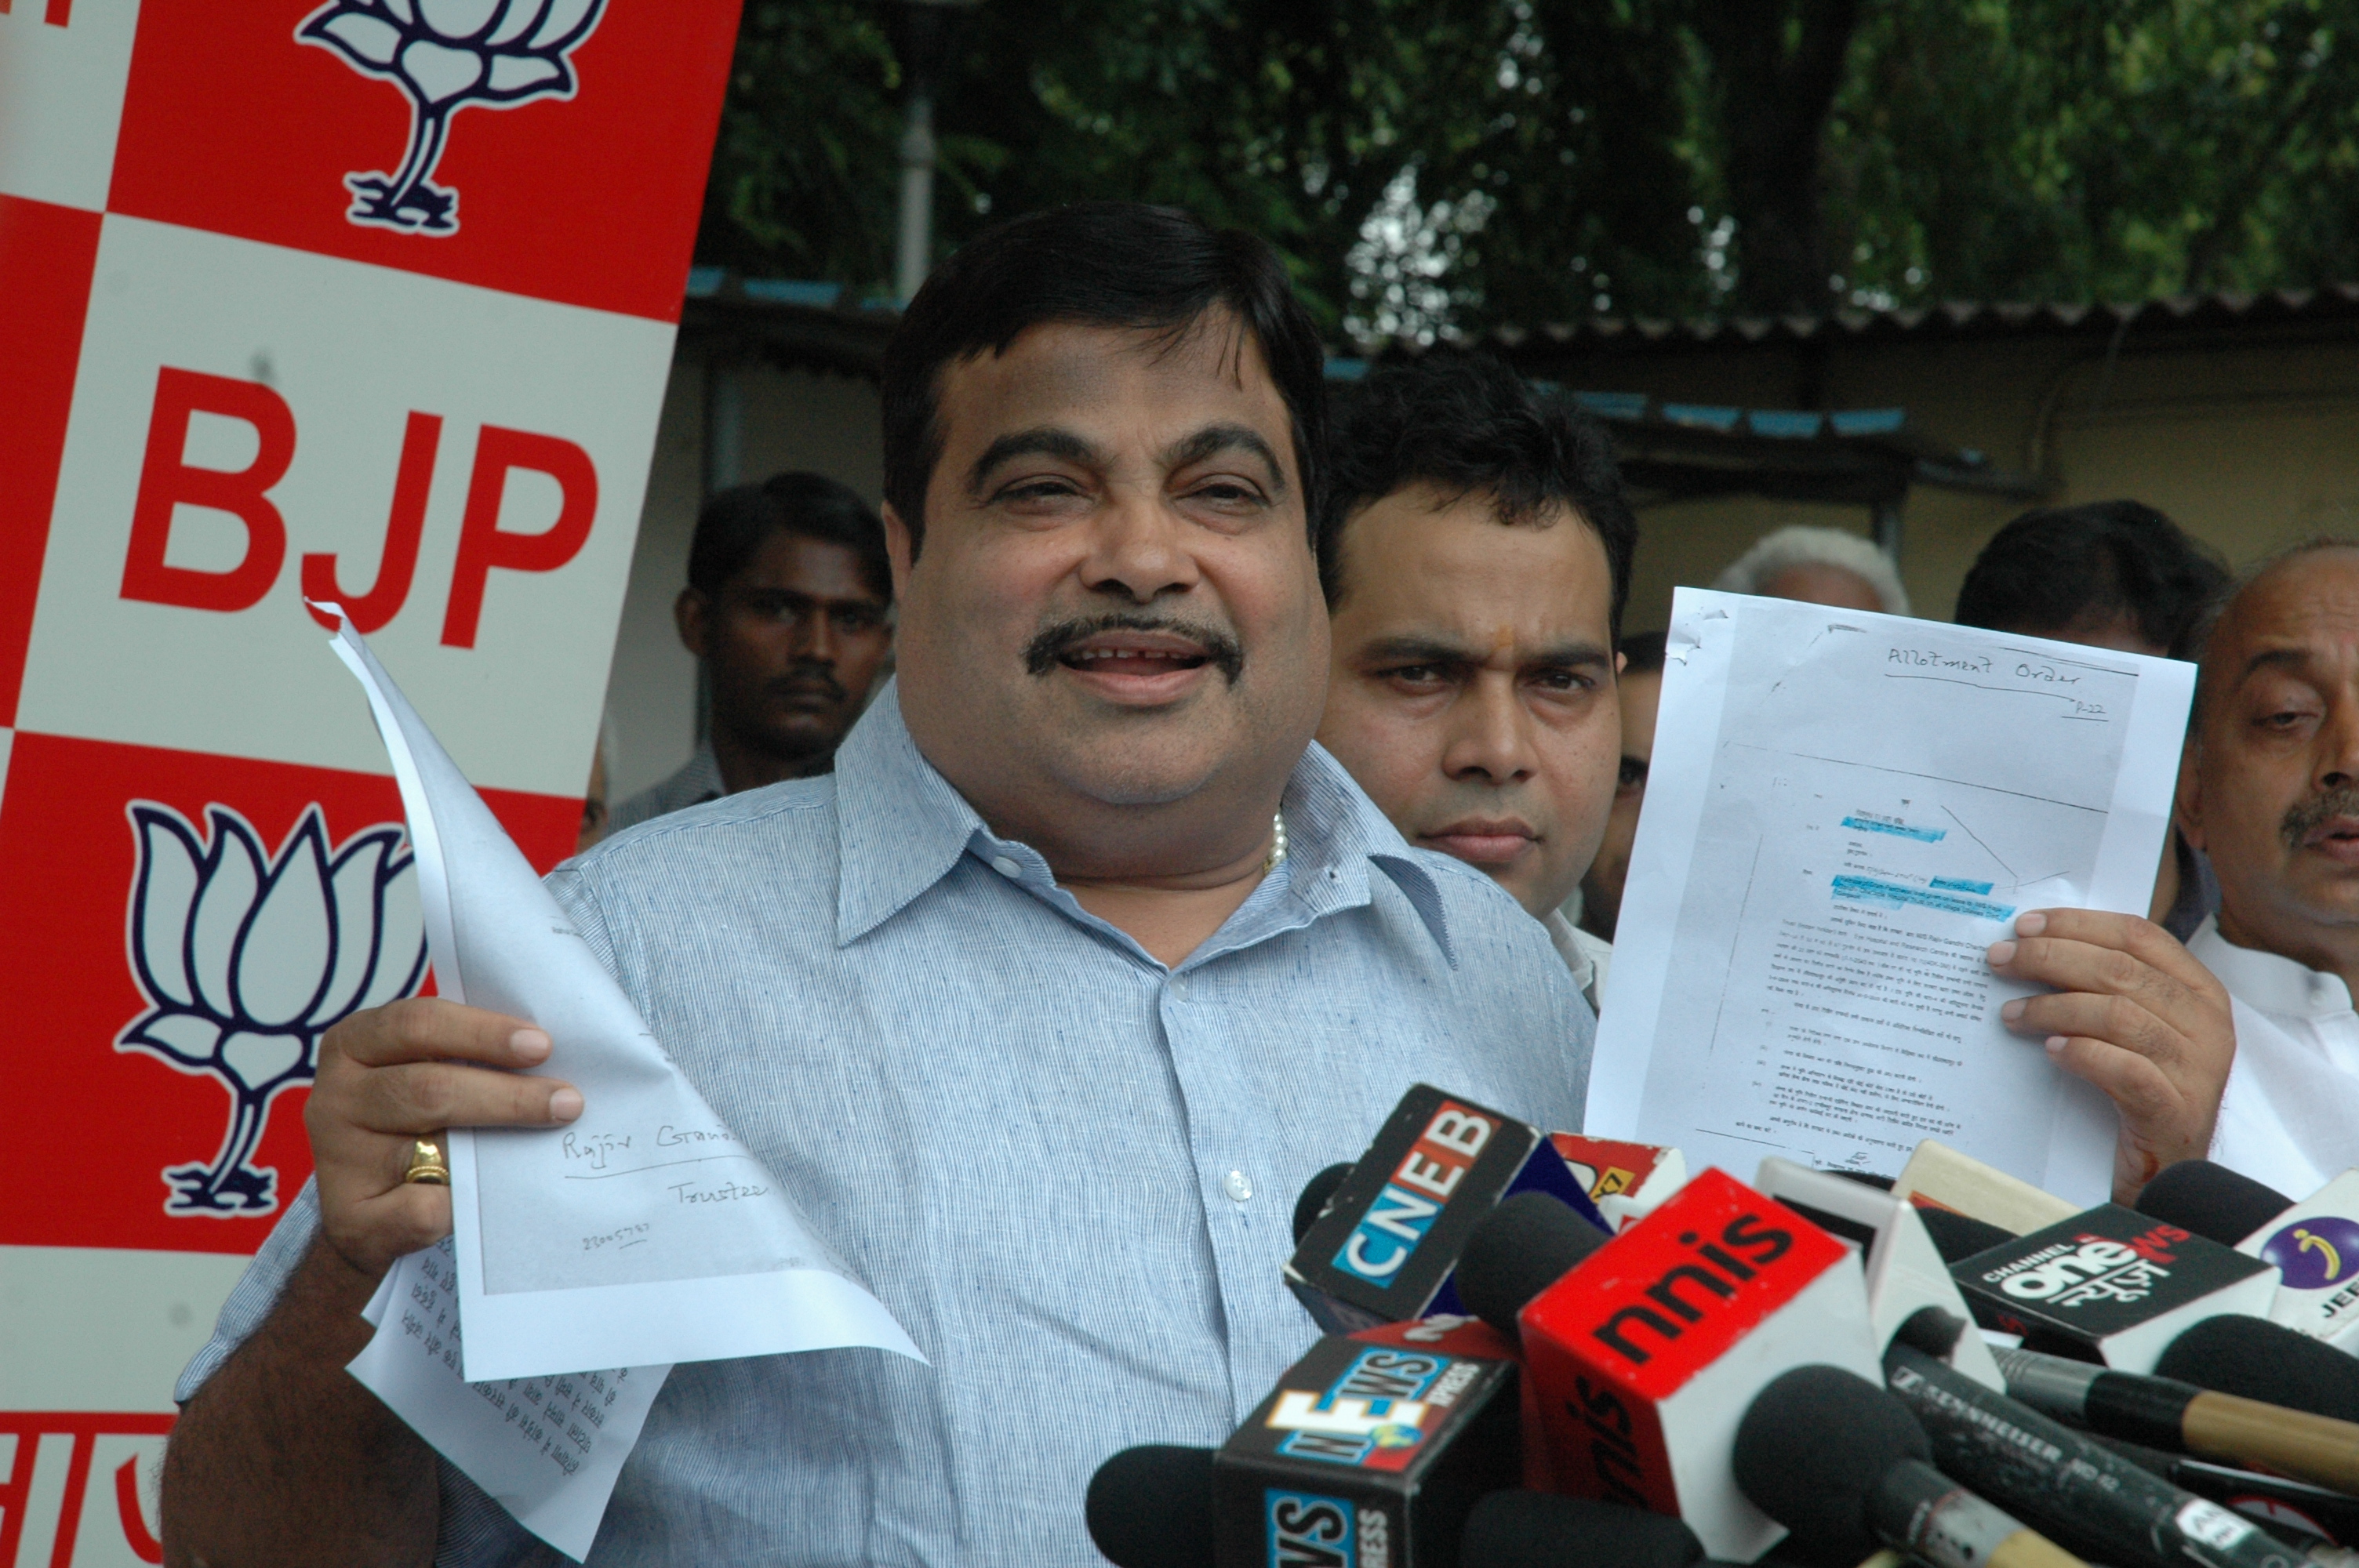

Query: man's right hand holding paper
left=307, top=996, right=583, bottom=1277
left=161, top=997, right=582, bottom=1566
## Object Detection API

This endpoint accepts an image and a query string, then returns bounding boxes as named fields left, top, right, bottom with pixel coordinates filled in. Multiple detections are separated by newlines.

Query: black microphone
left=1884, top=1311, right=2308, bottom=1568
left=1453, top=1191, right=1611, bottom=1337
left=1918, top=1206, right=2019, bottom=1265
left=2137, top=1162, right=2297, bottom=1247
left=2155, top=1316, right=2359, bottom=1424
left=1733, top=1363, right=2082, bottom=1568
left=1295, top=1162, right=1355, bottom=1247
left=2088, top=1435, right=2359, bottom=1550
left=1457, top=1490, right=1711, bottom=1568
left=1085, top=1445, right=1217, bottom=1568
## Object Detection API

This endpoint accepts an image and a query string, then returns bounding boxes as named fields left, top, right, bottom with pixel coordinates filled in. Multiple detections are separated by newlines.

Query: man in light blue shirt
left=162, top=202, right=1594, bottom=1566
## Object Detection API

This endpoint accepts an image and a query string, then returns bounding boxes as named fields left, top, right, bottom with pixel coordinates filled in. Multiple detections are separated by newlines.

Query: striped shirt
left=179, top=681, right=1594, bottom=1566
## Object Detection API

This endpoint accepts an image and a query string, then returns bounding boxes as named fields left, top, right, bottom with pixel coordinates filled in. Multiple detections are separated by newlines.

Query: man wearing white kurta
left=2180, top=542, right=2359, bottom=1197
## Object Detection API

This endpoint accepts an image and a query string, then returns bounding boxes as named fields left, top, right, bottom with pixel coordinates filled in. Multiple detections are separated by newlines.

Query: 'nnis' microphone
left=1733, top=1364, right=2082, bottom=1568
left=1460, top=1170, right=1885, bottom=1561
left=1884, top=1312, right=2307, bottom=1568
left=1992, top=1344, right=2359, bottom=1497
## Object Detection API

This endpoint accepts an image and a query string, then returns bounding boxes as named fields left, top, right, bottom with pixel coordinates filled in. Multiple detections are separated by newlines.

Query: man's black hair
left=1319, top=351, right=1639, bottom=641
left=687, top=472, right=891, bottom=602
left=1954, top=500, right=2226, bottom=658
left=881, top=201, right=1329, bottom=557
left=1619, top=629, right=1668, bottom=678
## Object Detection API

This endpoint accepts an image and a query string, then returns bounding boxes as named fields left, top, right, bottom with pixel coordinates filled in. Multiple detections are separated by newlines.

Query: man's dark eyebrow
left=2239, top=647, right=2317, bottom=684
left=1355, top=635, right=1616, bottom=669
left=965, top=428, right=1107, bottom=497
left=1162, top=423, right=1287, bottom=494
left=1527, top=641, right=1615, bottom=670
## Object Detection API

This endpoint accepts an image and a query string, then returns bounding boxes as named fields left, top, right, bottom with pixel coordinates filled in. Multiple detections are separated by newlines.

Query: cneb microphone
left=1458, top=1169, right=1884, bottom=1561
left=1286, top=1084, right=1609, bottom=1334
left=1732, top=1364, right=2083, bottom=1568
left=1991, top=1343, right=2359, bottom=1497
left=1883, top=1311, right=2308, bottom=1568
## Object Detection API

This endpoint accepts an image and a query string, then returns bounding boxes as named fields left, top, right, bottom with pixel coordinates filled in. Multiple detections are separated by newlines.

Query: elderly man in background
left=2179, top=540, right=2359, bottom=1195
left=609, top=471, right=896, bottom=831
left=1713, top=522, right=1911, bottom=615
left=1311, top=352, right=1635, bottom=1013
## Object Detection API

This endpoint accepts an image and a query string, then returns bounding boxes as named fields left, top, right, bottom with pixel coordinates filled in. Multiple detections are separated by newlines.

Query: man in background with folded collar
left=161, top=204, right=1592, bottom=1566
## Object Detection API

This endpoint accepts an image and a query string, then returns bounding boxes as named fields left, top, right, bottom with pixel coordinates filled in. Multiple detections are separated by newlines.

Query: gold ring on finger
left=403, top=1137, right=450, bottom=1185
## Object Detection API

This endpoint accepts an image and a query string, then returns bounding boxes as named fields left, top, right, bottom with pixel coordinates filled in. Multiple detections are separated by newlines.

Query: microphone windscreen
left=1731, top=1364, right=1930, bottom=1568
left=1085, top=1444, right=1216, bottom=1568
left=1916, top=1205, right=2016, bottom=1265
left=2135, top=1160, right=2295, bottom=1247
left=2154, top=1315, right=2359, bottom=1423
left=1456, top=1191, right=1608, bottom=1337
left=1458, top=1490, right=1707, bottom=1568
left=1292, top=1162, right=1355, bottom=1247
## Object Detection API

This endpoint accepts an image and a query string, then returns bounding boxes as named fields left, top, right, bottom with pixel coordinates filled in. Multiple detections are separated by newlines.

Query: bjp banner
left=0, top=1, right=740, bottom=1556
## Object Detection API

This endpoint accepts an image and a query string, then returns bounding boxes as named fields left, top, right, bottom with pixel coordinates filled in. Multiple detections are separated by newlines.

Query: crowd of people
left=161, top=201, right=2359, bottom=1565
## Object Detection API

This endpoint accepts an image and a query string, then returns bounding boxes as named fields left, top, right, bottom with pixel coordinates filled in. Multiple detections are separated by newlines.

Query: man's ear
left=674, top=586, right=708, bottom=659
left=881, top=503, right=917, bottom=601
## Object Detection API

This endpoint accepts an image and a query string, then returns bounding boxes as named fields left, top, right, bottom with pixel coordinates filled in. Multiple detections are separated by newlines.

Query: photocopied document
left=349, top=1241, right=667, bottom=1560
left=1587, top=589, right=2197, bottom=1205
left=318, top=604, right=924, bottom=1552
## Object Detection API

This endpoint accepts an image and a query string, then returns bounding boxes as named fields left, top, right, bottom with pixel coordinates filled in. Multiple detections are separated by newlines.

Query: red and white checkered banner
left=0, top=2, right=739, bottom=1555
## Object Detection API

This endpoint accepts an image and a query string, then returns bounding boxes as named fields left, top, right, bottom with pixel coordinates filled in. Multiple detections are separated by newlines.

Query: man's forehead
left=935, top=314, right=1286, bottom=444
left=1342, top=490, right=1610, bottom=647
left=2217, top=550, right=2359, bottom=677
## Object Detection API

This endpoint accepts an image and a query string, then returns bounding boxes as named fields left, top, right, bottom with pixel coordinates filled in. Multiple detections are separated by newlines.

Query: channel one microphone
left=2142, top=1161, right=2359, bottom=1351
left=1883, top=1309, right=2310, bottom=1568
left=1457, top=1171, right=1885, bottom=1562
left=1732, top=1364, right=2083, bottom=1568
left=1990, top=1343, right=2359, bottom=1497
left=1285, top=1084, right=1611, bottom=1334
left=1947, top=1202, right=2279, bottom=1371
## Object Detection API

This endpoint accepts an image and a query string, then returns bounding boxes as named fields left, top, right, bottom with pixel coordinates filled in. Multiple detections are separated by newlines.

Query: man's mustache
left=2281, top=786, right=2359, bottom=848
left=763, top=664, right=848, bottom=704
left=1022, top=613, right=1245, bottom=684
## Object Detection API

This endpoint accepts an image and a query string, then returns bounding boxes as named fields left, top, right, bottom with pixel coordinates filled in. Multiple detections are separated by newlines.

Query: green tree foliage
left=697, top=0, right=2359, bottom=336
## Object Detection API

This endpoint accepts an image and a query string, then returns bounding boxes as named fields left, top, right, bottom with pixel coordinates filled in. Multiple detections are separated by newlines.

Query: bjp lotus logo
left=119, top=804, right=427, bottom=1215
left=295, top=0, right=607, bottom=235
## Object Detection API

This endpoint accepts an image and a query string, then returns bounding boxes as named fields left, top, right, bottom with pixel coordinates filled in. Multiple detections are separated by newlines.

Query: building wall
left=601, top=350, right=885, bottom=802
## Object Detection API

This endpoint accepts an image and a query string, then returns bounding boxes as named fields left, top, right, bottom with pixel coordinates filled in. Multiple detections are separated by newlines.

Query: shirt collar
left=2187, top=913, right=2356, bottom=1018
left=831, top=681, right=1453, bottom=964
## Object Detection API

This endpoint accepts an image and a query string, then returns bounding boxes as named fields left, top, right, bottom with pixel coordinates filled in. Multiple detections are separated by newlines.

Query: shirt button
left=990, top=855, right=1021, bottom=879
left=1167, top=975, right=1190, bottom=1003
left=1223, top=1170, right=1253, bottom=1203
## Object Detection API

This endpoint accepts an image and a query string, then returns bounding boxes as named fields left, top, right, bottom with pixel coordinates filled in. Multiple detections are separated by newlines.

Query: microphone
left=1991, top=1343, right=2359, bottom=1497
left=1917, top=1206, right=2019, bottom=1267
left=2142, top=1163, right=2359, bottom=1351
left=1286, top=1084, right=1611, bottom=1334
left=1295, top=1162, right=1355, bottom=1246
left=2084, top=1436, right=2359, bottom=1550
left=1457, top=1489, right=1712, bottom=1568
left=2154, top=1316, right=2359, bottom=1424
left=1947, top=1202, right=2279, bottom=1370
left=1085, top=1445, right=1216, bottom=1568
left=1547, top=1134, right=1689, bottom=1232
left=1883, top=1312, right=2310, bottom=1568
left=1459, top=1168, right=1885, bottom=1560
left=1732, top=1363, right=2083, bottom=1568
left=1892, top=1140, right=2078, bottom=1236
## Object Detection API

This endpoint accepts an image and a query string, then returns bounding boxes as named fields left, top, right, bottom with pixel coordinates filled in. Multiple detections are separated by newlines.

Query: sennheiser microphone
left=1884, top=1312, right=2308, bottom=1568
left=2142, top=1163, right=2359, bottom=1350
left=1459, top=1169, right=1885, bottom=1560
left=1992, top=1343, right=2359, bottom=1497
left=1285, top=1084, right=1612, bottom=1334
left=1733, top=1364, right=2082, bottom=1568
left=1296, top=1162, right=1356, bottom=1246
left=2154, top=1316, right=2359, bottom=1423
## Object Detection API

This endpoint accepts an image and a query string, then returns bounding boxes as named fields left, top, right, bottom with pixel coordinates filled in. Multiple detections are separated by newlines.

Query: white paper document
left=322, top=606, right=925, bottom=1383
left=1587, top=590, right=2197, bottom=1205
left=351, top=1242, right=667, bottom=1560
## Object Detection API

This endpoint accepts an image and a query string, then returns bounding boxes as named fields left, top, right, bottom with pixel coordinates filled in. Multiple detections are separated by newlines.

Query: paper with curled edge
left=322, top=606, right=925, bottom=1380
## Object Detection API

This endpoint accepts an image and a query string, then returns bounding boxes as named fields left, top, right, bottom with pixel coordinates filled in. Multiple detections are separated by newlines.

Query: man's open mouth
left=1024, top=615, right=1245, bottom=684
